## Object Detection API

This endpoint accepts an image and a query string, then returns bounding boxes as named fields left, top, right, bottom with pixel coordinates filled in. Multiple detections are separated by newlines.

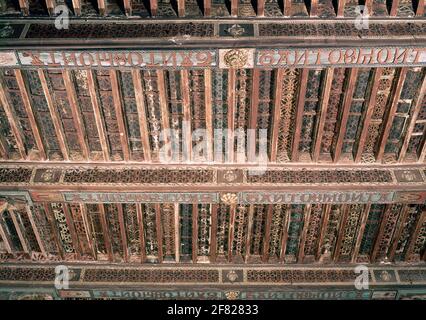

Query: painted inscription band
left=1, top=47, right=425, bottom=68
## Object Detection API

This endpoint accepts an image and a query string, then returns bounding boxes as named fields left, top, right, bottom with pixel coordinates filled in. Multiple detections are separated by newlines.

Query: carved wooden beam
left=62, top=70, right=90, bottom=160
left=204, top=0, right=211, bottom=16
left=9, top=209, right=30, bottom=253
left=376, top=68, right=408, bottom=162
left=261, top=205, right=273, bottom=262
left=0, top=77, right=27, bottom=160
left=355, top=68, right=383, bottom=163
left=244, top=205, right=254, bottom=263
left=209, top=204, right=218, bottom=263
left=181, top=70, right=192, bottom=162
left=227, top=204, right=236, bottom=262
left=98, top=204, right=113, bottom=261
left=333, top=68, right=358, bottom=162
left=131, top=70, right=152, bottom=162
left=390, top=0, right=399, bottom=16
left=334, top=204, right=349, bottom=262
left=371, top=204, right=394, bottom=262
left=192, top=204, right=198, bottom=262
left=136, top=204, right=146, bottom=263
left=97, top=0, right=106, bottom=15
left=62, top=203, right=81, bottom=260
left=388, top=205, right=409, bottom=261
left=258, top=0, right=265, bottom=16
left=178, top=0, right=185, bottom=16
left=0, top=215, right=13, bottom=253
left=45, top=0, right=55, bottom=16
left=416, top=0, right=425, bottom=16
left=249, top=69, right=260, bottom=162
left=123, top=0, right=132, bottom=15
left=405, top=208, right=426, bottom=262
left=157, top=70, right=172, bottom=161
left=87, top=70, right=110, bottom=161
left=310, top=0, right=318, bottom=17
left=154, top=204, right=163, bottom=263
left=43, top=203, right=65, bottom=260
left=336, top=0, right=346, bottom=17
left=38, top=70, right=69, bottom=161
left=399, top=72, right=426, bottom=162
left=18, top=0, right=29, bottom=15
left=14, top=70, right=46, bottom=160
left=204, top=69, right=213, bottom=162
left=72, top=0, right=81, bottom=16
left=351, top=204, right=371, bottom=263
left=174, top=203, right=180, bottom=263
left=231, top=0, right=238, bottom=16
left=292, top=69, right=309, bottom=161
left=270, top=69, right=284, bottom=162
left=0, top=138, right=7, bottom=160
left=110, top=70, right=130, bottom=161
left=283, top=0, right=291, bottom=16
left=227, top=69, right=236, bottom=163
left=117, top=204, right=128, bottom=262
left=316, top=204, right=330, bottom=261
left=80, top=204, right=96, bottom=258
left=26, top=206, right=47, bottom=256
left=298, top=204, right=311, bottom=262
left=150, top=0, right=158, bottom=16
left=313, top=68, right=334, bottom=161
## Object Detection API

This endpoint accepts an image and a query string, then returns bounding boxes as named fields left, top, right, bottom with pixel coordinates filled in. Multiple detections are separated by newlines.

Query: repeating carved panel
left=268, top=204, right=287, bottom=260
left=0, top=210, right=23, bottom=252
left=358, top=204, right=385, bottom=262
left=318, top=205, right=342, bottom=261
left=190, top=70, right=207, bottom=162
left=197, top=204, right=211, bottom=259
left=68, top=204, right=93, bottom=259
left=123, top=204, right=141, bottom=260
left=86, top=204, right=108, bottom=259
left=284, top=205, right=305, bottom=263
left=216, top=204, right=229, bottom=260
left=50, top=203, right=74, bottom=254
left=104, top=204, right=124, bottom=261
left=160, top=203, right=175, bottom=261
left=142, top=204, right=159, bottom=261
left=212, top=70, right=228, bottom=161
left=0, top=91, right=19, bottom=159
left=394, top=205, right=421, bottom=261
left=31, top=205, right=59, bottom=255
left=375, top=204, right=402, bottom=261
left=303, top=204, right=323, bottom=259
left=179, top=204, right=192, bottom=262
left=165, top=71, right=183, bottom=161
left=234, top=69, right=252, bottom=160
left=338, top=204, right=364, bottom=262
left=14, top=207, right=40, bottom=253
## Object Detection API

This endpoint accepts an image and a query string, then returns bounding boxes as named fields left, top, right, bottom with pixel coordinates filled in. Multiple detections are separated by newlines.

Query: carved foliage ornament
left=224, top=49, right=249, bottom=69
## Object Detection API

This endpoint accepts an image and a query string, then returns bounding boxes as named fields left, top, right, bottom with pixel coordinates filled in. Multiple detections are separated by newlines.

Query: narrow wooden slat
left=98, top=204, right=113, bottom=262
left=310, top=0, right=318, bottom=16
left=116, top=204, right=128, bottom=262
left=18, top=0, right=29, bottom=15
left=157, top=70, right=172, bottom=161
left=178, top=0, right=185, bottom=16
left=174, top=203, right=180, bottom=263
left=354, top=68, right=383, bottom=163
left=25, top=206, right=47, bottom=256
left=261, top=205, right=273, bottom=262
left=110, top=70, right=130, bottom=161
left=227, top=204, right=236, bottom=262
left=150, top=0, right=158, bottom=16
left=352, top=204, right=371, bottom=263
left=0, top=137, right=7, bottom=159
left=334, top=205, right=349, bottom=262
left=248, top=69, right=260, bottom=162
left=72, top=0, right=81, bottom=16
left=38, top=70, right=69, bottom=161
left=45, top=0, right=55, bottom=15
left=316, top=204, right=331, bottom=261
left=257, top=0, right=265, bottom=16
left=292, top=69, right=309, bottom=161
left=313, top=68, right=334, bottom=161
left=333, top=68, right=358, bottom=162
left=43, top=204, right=64, bottom=259
left=283, top=0, right=291, bottom=16
left=155, top=204, right=163, bottom=263
left=416, top=0, right=425, bottom=16
left=399, top=73, right=426, bottom=161
left=9, top=209, right=29, bottom=253
left=298, top=204, right=311, bottom=262
left=336, top=0, right=346, bottom=17
left=136, top=204, right=146, bottom=263
left=231, top=0, right=238, bottom=16
left=97, top=0, right=106, bottom=15
left=181, top=70, right=192, bottom=162
left=371, top=204, right=392, bottom=262
left=419, top=133, right=426, bottom=162
left=388, top=205, right=409, bottom=261
left=279, top=205, right=291, bottom=262
left=204, top=69, right=214, bottom=161
left=131, top=69, right=152, bottom=162
left=209, top=204, right=218, bottom=263
left=204, top=0, right=211, bottom=16
left=405, top=209, right=426, bottom=261
left=390, top=0, right=400, bottom=16
left=0, top=79, right=27, bottom=159
left=365, top=0, right=373, bottom=14
left=123, top=0, right=132, bottom=15
left=0, top=209, right=13, bottom=253
left=14, top=70, right=46, bottom=159
left=62, top=203, right=81, bottom=259
left=62, top=70, right=89, bottom=160
left=80, top=204, right=96, bottom=258
left=87, top=70, right=110, bottom=161
left=244, top=205, right=255, bottom=262
left=376, top=68, right=408, bottom=161
left=227, top=69, right=236, bottom=163
left=192, top=204, right=198, bottom=263
left=270, top=69, right=284, bottom=162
